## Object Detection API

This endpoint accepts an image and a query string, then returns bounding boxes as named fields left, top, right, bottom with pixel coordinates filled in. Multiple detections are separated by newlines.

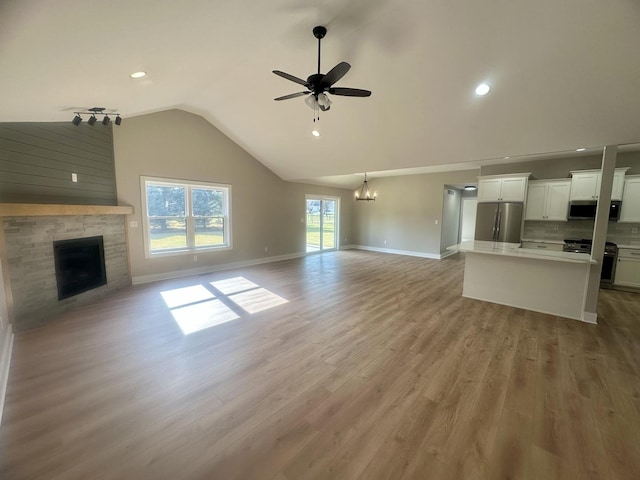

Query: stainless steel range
left=563, top=239, right=618, bottom=284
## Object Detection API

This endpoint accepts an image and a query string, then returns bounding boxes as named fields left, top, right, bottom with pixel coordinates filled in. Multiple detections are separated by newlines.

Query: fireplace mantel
left=0, top=203, right=134, bottom=217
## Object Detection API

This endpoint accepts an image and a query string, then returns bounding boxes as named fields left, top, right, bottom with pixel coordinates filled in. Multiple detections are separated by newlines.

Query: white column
left=583, top=145, right=617, bottom=320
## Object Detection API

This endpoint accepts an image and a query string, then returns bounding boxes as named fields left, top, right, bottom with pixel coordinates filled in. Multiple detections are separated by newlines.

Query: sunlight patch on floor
left=210, top=277, right=258, bottom=295
left=170, top=299, right=239, bottom=335
left=160, top=285, right=215, bottom=309
left=161, top=277, right=289, bottom=335
left=228, top=287, right=289, bottom=314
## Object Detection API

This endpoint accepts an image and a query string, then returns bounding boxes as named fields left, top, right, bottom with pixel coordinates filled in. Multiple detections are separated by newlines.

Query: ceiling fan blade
left=328, top=87, right=372, bottom=97
left=273, top=70, right=309, bottom=87
left=274, top=92, right=310, bottom=101
left=322, top=62, right=351, bottom=86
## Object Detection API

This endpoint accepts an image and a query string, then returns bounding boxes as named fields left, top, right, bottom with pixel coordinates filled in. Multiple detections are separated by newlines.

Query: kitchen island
left=449, top=241, right=597, bottom=323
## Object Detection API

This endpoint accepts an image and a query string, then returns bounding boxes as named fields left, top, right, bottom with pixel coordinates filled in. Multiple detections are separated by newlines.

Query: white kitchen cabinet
left=569, top=171, right=599, bottom=201
left=619, top=176, right=640, bottom=223
left=569, top=168, right=627, bottom=201
left=612, top=170, right=626, bottom=201
left=477, top=175, right=529, bottom=203
left=525, top=180, right=571, bottom=221
left=614, top=248, right=640, bottom=288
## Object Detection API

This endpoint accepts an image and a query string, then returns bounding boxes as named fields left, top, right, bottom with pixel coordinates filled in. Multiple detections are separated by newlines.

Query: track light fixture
left=71, top=107, right=122, bottom=127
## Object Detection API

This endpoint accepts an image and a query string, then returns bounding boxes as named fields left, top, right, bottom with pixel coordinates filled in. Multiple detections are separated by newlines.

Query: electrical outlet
left=633, top=227, right=638, bottom=234
left=553, top=225, right=559, bottom=231
left=435, top=219, right=438, bottom=225
left=193, top=255, right=197, bottom=262
left=383, top=240, right=387, bottom=246
left=71, top=173, right=78, bottom=182
left=264, top=246, right=268, bottom=253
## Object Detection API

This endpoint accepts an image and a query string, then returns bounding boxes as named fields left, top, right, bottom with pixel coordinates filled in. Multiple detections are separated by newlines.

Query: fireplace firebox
left=53, top=236, right=107, bottom=300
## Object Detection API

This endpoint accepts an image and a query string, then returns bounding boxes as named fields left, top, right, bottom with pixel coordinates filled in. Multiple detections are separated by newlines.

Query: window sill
left=145, top=244, right=232, bottom=259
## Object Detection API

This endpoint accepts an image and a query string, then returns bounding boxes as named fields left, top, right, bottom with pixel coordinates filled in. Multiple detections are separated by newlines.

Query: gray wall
left=0, top=122, right=117, bottom=205
left=113, top=109, right=354, bottom=281
left=351, top=170, right=479, bottom=256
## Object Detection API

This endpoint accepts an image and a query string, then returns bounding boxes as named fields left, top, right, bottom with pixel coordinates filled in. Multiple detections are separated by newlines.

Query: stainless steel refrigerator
left=474, top=202, right=524, bottom=243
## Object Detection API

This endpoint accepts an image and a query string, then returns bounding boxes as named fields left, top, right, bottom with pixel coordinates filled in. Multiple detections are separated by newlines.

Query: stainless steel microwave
left=568, top=200, right=621, bottom=221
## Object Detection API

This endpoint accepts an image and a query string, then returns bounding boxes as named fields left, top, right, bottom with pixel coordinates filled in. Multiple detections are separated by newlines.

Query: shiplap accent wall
left=0, top=122, right=117, bottom=205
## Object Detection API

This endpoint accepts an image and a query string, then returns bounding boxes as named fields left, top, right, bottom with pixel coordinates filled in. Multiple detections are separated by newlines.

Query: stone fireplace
left=0, top=204, right=133, bottom=331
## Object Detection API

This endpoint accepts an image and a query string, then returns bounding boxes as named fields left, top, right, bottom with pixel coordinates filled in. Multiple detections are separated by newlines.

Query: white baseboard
left=581, top=311, right=598, bottom=324
left=439, top=249, right=459, bottom=259
left=0, top=328, right=15, bottom=427
left=132, top=252, right=306, bottom=285
left=350, top=245, right=442, bottom=260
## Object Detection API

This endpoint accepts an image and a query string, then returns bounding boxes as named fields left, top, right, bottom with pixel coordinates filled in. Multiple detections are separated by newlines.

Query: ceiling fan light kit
left=273, top=25, right=371, bottom=122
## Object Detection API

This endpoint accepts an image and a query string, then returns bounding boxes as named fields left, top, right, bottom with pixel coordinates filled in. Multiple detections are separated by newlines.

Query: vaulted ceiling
left=1, top=0, right=639, bottom=187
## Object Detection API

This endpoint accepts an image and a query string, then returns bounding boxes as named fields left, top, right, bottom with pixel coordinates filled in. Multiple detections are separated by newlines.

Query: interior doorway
left=460, top=196, right=478, bottom=242
left=306, top=196, right=339, bottom=253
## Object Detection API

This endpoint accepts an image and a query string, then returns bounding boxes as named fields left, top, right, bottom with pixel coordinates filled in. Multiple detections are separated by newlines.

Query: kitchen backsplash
left=524, top=220, right=640, bottom=247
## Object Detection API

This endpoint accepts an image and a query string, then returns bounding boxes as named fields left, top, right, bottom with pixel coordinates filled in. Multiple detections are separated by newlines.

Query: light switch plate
left=71, top=173, right=78, bottom=182
left=129, top=220, right=138, bottom=228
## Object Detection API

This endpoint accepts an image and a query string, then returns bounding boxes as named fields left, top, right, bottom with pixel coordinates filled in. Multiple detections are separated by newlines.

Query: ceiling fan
left=273, top=26, right=371, bottom=115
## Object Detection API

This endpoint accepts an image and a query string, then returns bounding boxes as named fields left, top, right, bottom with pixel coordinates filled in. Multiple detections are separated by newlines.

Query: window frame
left=140, top=176, right=232, bottom=258
left=305, top=194, right=340, bottom=253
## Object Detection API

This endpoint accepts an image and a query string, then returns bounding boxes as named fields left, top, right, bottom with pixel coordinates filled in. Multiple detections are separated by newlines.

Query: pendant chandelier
left=355, top=173, right=376, bottom=201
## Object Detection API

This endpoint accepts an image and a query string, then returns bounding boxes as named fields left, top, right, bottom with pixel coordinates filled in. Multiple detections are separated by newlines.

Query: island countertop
left=449, top=240, right=597, bottom=265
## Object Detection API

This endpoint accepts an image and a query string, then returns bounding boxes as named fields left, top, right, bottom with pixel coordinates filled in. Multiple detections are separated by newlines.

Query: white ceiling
left=1, top=0, right=640, bottom=187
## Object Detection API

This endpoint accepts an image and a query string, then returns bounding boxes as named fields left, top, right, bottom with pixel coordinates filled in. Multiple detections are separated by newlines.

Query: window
left=141, top=176, right=231, bottom=256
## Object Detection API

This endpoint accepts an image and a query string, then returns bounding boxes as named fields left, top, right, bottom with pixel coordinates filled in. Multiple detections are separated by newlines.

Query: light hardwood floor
left=1, top=251, right=639, bottom=479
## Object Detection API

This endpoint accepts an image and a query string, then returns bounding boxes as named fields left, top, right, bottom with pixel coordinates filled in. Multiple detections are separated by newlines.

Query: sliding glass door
left=306, top=196, right=339, bottom=253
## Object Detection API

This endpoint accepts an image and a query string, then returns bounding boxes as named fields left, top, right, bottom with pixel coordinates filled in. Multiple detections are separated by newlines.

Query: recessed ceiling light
left=312, top=130, right=320, bottom=137
left=129, top=71, right=147, bottom=79
left=475, top=83, right=491, bottom=96
left=576, top=148, right=586, bottom=152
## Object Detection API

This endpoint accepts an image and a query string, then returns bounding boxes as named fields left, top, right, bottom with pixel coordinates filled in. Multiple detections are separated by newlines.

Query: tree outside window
left=142, top=177, right=231, bottom=255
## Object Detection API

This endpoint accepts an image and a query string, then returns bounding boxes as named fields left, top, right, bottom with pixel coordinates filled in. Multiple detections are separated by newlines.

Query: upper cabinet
left=569, top=171, right=600, bottom=201
left=477, top=174, right=529, bottom=203
left=525, top=180, right=571, bottom=221
left=569, top=168, right=628, bottom=201
left=619, top=176, right=640, bottom=223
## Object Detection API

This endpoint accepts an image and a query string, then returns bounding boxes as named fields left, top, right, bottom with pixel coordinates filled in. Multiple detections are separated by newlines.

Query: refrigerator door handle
left=495, top=209, right=502, bottom=241
left=492, top=208, right=499, bottom=241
